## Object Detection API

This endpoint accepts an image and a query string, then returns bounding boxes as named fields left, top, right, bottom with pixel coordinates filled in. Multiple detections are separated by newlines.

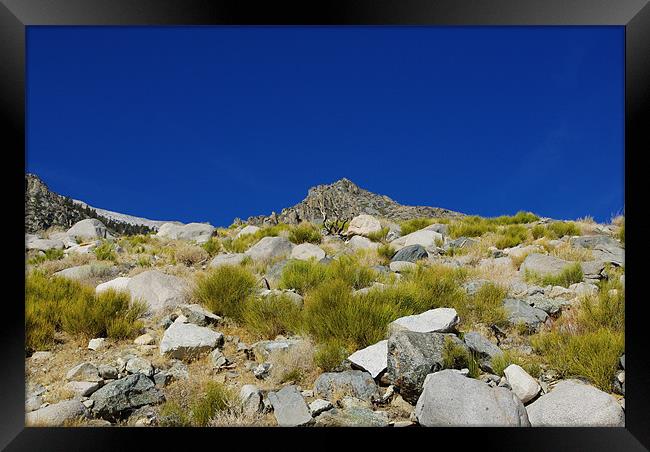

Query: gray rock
left=98, top=364, right=118, bottom=380
left=265, top=259, right=289, bottom=282
left=236, top=225, right=260, bottom=238
left=64, top=381, right=102, bottom=397
left=26, top=237, right=64, bottom=251
left=570, top=235, right=618, bottom=249
left=525, top=295, right=569, bottom=316
left=134, top=333, right=155, bottom=346
left=309, top=399, right=334, bottom=416
left=387, top=331, right=465, bottom=404
left=240, top=384, right=263, bottom=416
left=67, top=218, right=111, bottom=240
left=259, top=289, right=304, bottom=307
left=290, top=243, right=326, bottom=261
left=179, top=303, right=221, bottom=327
left=159, top=322, right=223, bottom=360
left=87, top=338, right=106, bottom=351
left=127, top=270, right=188, bottom=314
left=347, top=340, right=387, bottom=378
left=245, top=236, right=294, bottom=261
left=424, top=223, right=449, bottom=235
left=463, top=279, right=491, bottom=295
left=153, top=372, right=171, bottom=388
left=54, top=263, right=118, bottom=281
left=209, top=253, right=247, bottom=268
left=314, top=407, right=389, bottom=427
left=503, top=298, right=548, bottom=332
left=389, top=261, right=416, bottom=272
left=388, top=308, right=459, bottom=335
left=210, top=349, right=228, bottom=368
left=165, top=360, right=189, bottom=381
left=252, top=338, right=302, bottom=361
left=267, top=385, right=313, bottom=426
left=463, top=331, right=503, bottom=372
left=620, top=354, right=625, bottom=369
left=25, top=399, right=86, bottom=426
left=95, top=276, right=131, bottom=294
left=520, top=253, right=577, bottom=278
left=125, top=357, right=154, bottom=377
left=526, top=380, right=624, bottom=426
left=347, top=235, right=379, bottom=250
left=253, top=363, right=272, bottom=379
left=444, top=237, right=478, bottom=250
left=314, top=370, right=380, bottom=403
left=415, top=370, right=530, bottom=426
left=156, top=222, right=215, bottom=244
left=503, top=364, right=540, bottom=403
left=25, top=394, right=43, bottom=412
left=347, top=214, right=382, bottom=237
left=90, top=373, right=164, bottom=421
left=391, top=229, right=442, bottom=251
left=66, top=362, right=102, bottom=382
left=391, top=244, right=428, bottom=263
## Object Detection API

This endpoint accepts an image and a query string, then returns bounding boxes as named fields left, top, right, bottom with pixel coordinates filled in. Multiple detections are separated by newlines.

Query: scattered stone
left=525, top=295, right=569, bottom=317
left=462, top=279, right=490, bottom=295
left=240, top=384, right=264, bottom=416
left=98, top=364, right=118, bottom=380
left=252, top=338, right=302, bottom=361
left=125, top=357, right=154, bottom=377
left=134, top=333, right=155, bottom=346
left=520, top=254, right=578, bottom=278
left=314, top=370, right=380, bottom=403
left=526, top=380, right=625, bottom=426
left=444, top=237, right=478, bottom=250
left=347, top=235, right=379, bottom=250
left=25, top=399, right=86, bottom=426
left=462, top=331, right=503, bottom=373
left=314, top=407, right=389, bottom=427
left=339, top=396, right=371, bottom=410
left=25, top=395, right=43, bottom=412
left=259, top=289, right=304, bottom=307
left=245, top=236, right=294, bottom=261
left=67, top=218, right=111, bottom=241
left=64, top=381, right=102, bottom=397
left=502, top=298, right=548, bottom=331
left=209, top=253, right=247, bottom=268
left=387, top=331, right=465, bottom=404
left=309, top=399, right=334, bottom=417
left=253, top=363, right=272, bottom=379
left=156, top=222, right=215, bottom=244
left=620, top=354, right=625, bottom=369
left=95, top=276, right=131, bottom=294
left=346, top=214, right=382, bottom=237
left=391, top=244, right=428, bottom=263
left=347, top=340, right=387, bottom=379
left=91, top=373, right=164, bottom=421
left=236, top=225, right=260, bottom=238
left=153, top=372, right=172, bottom=388
left=388, top=308, right=459, bottom=335
left=210, top=349, right=228, bottom=368
left=267, top=385, right=313, bottom=427
left=88, top=338, right=106, bottom=351
left=66, top=362, right=102, bottom=382
left=179, top=303, right=221, bottom=327
left=127, top=270, right=188, bottom=314
left=503, top=364, right=540, bottom=403
left=415, top=370, right=530, bottom=426
left=30, top=351, right=52, bottom=362
left=159, top=322, right=223, bottom=360
left=290, top=243, right=326, bottom=261
left=391, top=229, right=443, bottom=251
left=82, top=399, right=95, bottom=409
left=54, top=263, right=117, bottom=281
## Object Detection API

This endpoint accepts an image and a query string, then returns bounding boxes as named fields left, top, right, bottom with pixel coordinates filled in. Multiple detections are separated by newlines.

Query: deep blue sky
left=27, top=27, right=624, bottom=225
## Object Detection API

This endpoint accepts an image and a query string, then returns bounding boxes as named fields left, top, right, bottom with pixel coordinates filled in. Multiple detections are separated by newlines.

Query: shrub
left=531, top=329, right=624, bottom=391
left=442, top=337, right=481, bottom=378
left=617, top=219, right=625, bottom=244
left=495, top=225, right=529, bottom=249
left=137, top=256, right=152, bottom=267
left=399, top=218, right=436, bottom=236
left=491, top=350, right=542, bottom=378
left=524, top=263, right=583, bottom=288
left=377, top=244, right=395, bottom=263
left=193, top=265, right=258, bottom=321
left=531, top=224, right=546, bottom=239
left=464, top=282, right=508, bottom=327
left=492, top=211, right=540, bottom=225
left=175, top=244, right=209, bottom=266
left=201, top=238, right=222, bottom=256
left=279, top=259, right=327, bottom=294
left=158, top=401, right=190, bottom=427
left=94, top=241, right=117, bottom=262
left=25, top=273, right=146, bottom=352
left=226, top=224, right=291, bottom=253
left=242, top=294, right=302, bottom=339
left=288, top=222, right=322, bottom=244
left=550, top=242, right=593, bottom=262
left=325, top=255, right=377, bottom=290
left=27, top=248, right=65, bottom=265
left=448, top=216, right=497, bottom=238
left=314, top=338, right=350, bottom=371
left=578, top=278, right=624, bottom=333
left=190, top=382, right=237, bottom=427
left=303, top=279, right=401, bottom=348
left=546, top=222, right=581, bottom=239
left=366, top=227, right=389, bottom=243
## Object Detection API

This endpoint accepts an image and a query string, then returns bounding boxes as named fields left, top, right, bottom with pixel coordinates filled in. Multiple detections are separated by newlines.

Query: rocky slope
left=25, top=174, right=169, bottom=235
left=246, top=178, right=463, bottom=226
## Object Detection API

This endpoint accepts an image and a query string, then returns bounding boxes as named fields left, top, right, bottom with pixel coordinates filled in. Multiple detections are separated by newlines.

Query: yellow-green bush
left=26, top=273, right=146, bottom=352
left=366, top=227, right=389, bottom=243
left=448, top=216, right=497, bottom=238
left=399, top=218, right=436, bottom=236
left=201, top=238, right=222, bottom=256
left=288, top=222, right=322, bottom=244
left=524, top=263, right=583, bottom=288
left=463, top=282, right=508, bottom=327
left=492, top=211, right=539, bottom=225
left=325, top=255, right=377, bottom=290
left=190, top=382, right=237, bottom=426
left=314, top=338, right=351, bottom=372
left=94, top=241, right=117, bottom=262
left=377, top=244, right=395, bottom=263
left=495, top=224, right=529, bottom=249
left=442, top=337, right=480, bottom=378
left=224, top=224, right=291, bottom=253
left=279, top=259, right=327, bottom=294
left=243, top=294, right=302, bottom=339
left=193, top=265, right=258, bottom=321
left=27, top=248, right=65, bottom=265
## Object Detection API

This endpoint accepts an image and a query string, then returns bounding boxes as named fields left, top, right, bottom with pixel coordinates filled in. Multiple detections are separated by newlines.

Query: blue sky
left=27, top=26, right=624, bottom=226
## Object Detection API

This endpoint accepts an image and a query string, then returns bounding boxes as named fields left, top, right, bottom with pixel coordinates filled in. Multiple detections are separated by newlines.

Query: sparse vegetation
left=399, top=218, right=435, bottom=236
left=314, top=338, right=350, bottom=371
left=201, top=238, right=222, bottom=256
left=93, top=240, right=117, bottom=262
left=174, top=244, right=209, bottom=266
left=377, top=243, right=395, bottom=263
left=193, top=265, right=258, bottom=321
left=442, top=337, right=481, bottom=378
left=366, top=227, right=389, bottom=243
left=550, top=242, right=594, bottom=262
left=27, top=248, right=65, bottom=265
left=288, top=222, right=322, bottom=244
left=524, top=263, right=584, bottom=288
left=243, top=294, right=302, bottom=339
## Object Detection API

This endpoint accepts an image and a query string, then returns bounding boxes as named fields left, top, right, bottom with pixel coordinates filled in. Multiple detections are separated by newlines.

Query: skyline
left=27, top=26, right=624, bottom=225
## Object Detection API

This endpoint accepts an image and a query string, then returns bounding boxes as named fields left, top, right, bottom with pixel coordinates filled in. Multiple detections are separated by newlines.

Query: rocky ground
left=24, top=211, right=625, bottom=427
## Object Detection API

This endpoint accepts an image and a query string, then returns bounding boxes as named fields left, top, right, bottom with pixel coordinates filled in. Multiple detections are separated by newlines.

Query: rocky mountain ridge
left=246, top=178, right=464, bottom=226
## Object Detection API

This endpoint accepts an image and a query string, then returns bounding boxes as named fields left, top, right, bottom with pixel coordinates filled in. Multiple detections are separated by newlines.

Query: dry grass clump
left=193, top=265, right=258, bottom=322
left=377, top=243, right=396, bottom=264
left=26, top=273, right=146, bottom=352
left=269, top=339, right=319, bottom=386
left=159, top=380, right=239, bottom=427
left=27, top=248, right=65, bottom=265
left=35, top=253, right=95, bottom=275
left=442, top=337, right=480, bottom=378
left=531, top=222, right=581, bottom=240
left=200, top=237, right=222, bottom=256
left=222, top=224, right=291, bottom=253
left=174, top=244, right=209, bottom=266
left=399, top=218, right=437, bottom=236
left=550, top=242, right=594, bottom=262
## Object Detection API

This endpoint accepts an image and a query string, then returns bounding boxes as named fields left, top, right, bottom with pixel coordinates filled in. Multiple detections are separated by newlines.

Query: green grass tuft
left=524, top=262, right=584, bottom=288
left=93, top=241, right=117, bottom=261
left=193, top=265, right=258, bottom=321
left=243, top=294, right=302, bottom=339
left=288, top=222, right=322, bottom=244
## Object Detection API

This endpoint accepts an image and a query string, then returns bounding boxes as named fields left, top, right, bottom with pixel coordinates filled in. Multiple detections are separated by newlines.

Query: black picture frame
left=2, top=1, right=648, bottom=450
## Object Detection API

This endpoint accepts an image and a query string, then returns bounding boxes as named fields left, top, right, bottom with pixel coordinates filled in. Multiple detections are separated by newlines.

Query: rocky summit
left=24, top=176, right=625, bottom=428
left=246, top=178, right=463, bottom=226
